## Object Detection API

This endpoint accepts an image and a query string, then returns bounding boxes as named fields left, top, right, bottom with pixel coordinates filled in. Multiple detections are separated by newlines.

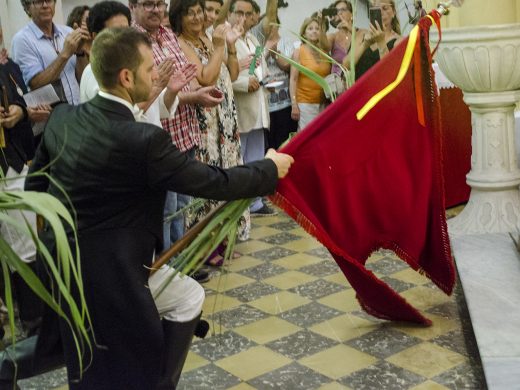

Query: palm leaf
left=0, top=188, right=93, bottom=375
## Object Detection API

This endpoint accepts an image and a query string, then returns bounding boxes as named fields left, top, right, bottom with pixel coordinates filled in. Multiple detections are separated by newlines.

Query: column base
left=448, top=188, right=520, bottom=235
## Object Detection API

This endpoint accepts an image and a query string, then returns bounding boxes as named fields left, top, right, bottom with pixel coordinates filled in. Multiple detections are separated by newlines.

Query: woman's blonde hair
left=299, top=17, right=327, bottom=51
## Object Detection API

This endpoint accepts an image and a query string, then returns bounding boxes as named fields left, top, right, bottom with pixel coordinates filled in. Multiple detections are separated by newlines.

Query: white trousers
left=0, top=165, right=37, bottom=264
left=298, top=103, right=323, bottom=131
left=148, top=265, right=205, bottom=323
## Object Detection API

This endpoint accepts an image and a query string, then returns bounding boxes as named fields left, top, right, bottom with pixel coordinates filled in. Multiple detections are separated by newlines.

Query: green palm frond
left=0, top=188, right=93, bottom=375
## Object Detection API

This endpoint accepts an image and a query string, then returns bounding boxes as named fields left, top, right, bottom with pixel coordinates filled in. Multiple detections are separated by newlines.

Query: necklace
left=181, top=36, right=211, bottom=57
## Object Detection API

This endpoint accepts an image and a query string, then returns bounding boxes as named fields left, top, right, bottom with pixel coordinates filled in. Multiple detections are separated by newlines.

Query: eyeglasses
left=30, top=0, right=54, bottom=7
left=137, top=1, right=167, bottom=12
left=335, top=7, right=350, bottom=13
left=233, top=10, right=253, bottom=18
left=186, top=9, right=204, bottom=19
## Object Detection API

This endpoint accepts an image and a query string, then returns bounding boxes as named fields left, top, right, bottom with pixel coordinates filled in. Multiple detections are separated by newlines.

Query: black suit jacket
left=25, top=95, right=278, bottom=389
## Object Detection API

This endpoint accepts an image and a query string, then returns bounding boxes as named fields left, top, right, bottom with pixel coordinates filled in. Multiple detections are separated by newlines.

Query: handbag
left=324, top=73, right=346, bottom=100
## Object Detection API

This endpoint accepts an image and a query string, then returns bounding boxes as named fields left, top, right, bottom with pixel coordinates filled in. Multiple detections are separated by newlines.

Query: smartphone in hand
left=209, top=88, right=223, bottom=99
left=369, top=7, right=383, bottom=28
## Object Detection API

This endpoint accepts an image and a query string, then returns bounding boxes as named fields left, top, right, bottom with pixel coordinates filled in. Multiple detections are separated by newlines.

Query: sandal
left=217, top=245, right=241, bottom=259
left=205, top=246, right=224, bottom=267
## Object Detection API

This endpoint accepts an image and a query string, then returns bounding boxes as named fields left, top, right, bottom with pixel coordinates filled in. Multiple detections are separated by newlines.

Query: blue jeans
left=240, top=129, right=266, bottom=212
left=163, top=148, right=195, bottom=249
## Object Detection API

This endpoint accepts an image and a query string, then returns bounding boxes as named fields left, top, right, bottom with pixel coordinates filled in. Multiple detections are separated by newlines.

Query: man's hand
left=27, top=104, right=52, bottom=123
left=155, top=59, right=176, bottom=91
left=167, top=63, right=197, bottom=94
left=62, top=28, right=90, bottom=58
left=226, top=19, right=244, bottom=46
left=0, top=105, right=24, bottom=128
left=193, top=85, right=224, bottom=107
left=248, top=76, right=260, bottom=92
left=238, top=54, right=254, bottom=71
left=265, top=148, right=294, bottom=178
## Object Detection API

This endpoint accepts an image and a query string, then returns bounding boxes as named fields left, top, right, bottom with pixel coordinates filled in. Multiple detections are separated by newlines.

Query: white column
left=449, top=91, right=520, bottom=233
left=433, top=23, right=520, bottom=235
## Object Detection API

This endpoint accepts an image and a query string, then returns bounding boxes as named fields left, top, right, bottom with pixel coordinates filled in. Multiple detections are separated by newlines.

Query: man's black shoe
left=191, top=268, right=211, bottom=283
left=251, top=204, right=277, bottom=217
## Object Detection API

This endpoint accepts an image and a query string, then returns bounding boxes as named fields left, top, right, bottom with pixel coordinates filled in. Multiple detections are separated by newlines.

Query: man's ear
left=119, top=68, right=134, bottom=89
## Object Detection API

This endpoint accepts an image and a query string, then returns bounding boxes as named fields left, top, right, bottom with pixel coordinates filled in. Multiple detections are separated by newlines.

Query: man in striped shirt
left=131, top=0, right=223, bottom=255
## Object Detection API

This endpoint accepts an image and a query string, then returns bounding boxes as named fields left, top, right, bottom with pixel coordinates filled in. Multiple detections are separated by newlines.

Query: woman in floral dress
left=170, top=0, right=251, bottom=248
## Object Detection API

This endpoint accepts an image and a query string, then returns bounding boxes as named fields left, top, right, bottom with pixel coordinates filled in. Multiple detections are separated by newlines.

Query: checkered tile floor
left=18, top=207, right=486, bottom=389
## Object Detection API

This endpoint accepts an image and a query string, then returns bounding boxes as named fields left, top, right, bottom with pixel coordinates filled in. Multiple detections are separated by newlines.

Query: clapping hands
left=167, top=63, right=198, bottom=94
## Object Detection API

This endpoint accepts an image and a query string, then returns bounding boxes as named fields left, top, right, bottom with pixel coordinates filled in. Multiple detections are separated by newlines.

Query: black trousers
left=266, top=106, right=298, bottom=151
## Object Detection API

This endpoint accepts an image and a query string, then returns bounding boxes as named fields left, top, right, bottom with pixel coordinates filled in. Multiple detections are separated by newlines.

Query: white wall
left=2, top=0, right=414, bottom=48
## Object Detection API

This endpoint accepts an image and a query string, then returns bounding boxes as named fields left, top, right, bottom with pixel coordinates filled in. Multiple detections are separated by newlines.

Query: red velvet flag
left=270, top=14, right=455, bottom=325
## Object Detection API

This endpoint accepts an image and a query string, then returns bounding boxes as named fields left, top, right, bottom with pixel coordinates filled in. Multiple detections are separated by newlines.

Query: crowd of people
left=0, top=0, right=407, bottom=387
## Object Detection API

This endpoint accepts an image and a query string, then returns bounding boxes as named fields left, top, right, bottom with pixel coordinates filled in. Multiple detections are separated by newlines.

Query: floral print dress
left=186, top=40, right=251, bottom=241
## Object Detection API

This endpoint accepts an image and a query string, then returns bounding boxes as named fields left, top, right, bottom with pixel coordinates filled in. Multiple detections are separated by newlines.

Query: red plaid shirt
left=132, top=23, right=200, bottom=152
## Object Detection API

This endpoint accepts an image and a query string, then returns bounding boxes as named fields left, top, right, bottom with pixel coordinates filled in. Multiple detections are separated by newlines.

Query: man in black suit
left=25, top=27, right=293, bottom=389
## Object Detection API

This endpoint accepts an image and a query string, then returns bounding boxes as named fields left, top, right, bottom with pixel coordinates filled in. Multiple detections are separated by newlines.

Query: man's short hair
left=205, top=0, right=223, bottom=5
left=20, top=0, right=32, bottom=15
left=229, top=0, right=253, bottom=12
left=90, top=27, right=151, bottom=89
left=251, top=0, right=260, bottom=13
left=87, top=1, right=131, bottom=35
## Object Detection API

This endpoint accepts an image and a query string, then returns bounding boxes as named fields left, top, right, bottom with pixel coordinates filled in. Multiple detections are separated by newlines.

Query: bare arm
left=225, top=20, right=243, bottom=81
left=29, top=28, right=89, bottom=89
left=318, top=19, right=331, bottom=53
left=342, top=31, right=368, bottom=70
left=180, top=31, right=226, bottom=86
left=260, top=0, right=278, bottom=37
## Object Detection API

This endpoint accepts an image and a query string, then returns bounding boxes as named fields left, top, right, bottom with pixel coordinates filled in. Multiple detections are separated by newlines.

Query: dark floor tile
left=299, top=260, right=341, bottom=278
left=238, top=262, right=288, bottom=280
left=268, top=220, right=300, bottom=231
left=365, top=256, right=409, bottom=276
left=280, top=302, right=342, bottom=327
left=248, top=362, right=331, bottom=390
left=427, top=301, right=460, bottom=318
left=224, top=281, right=281, bottom=303
left=304, top=247, right=333, bottom=260
left=250, top=247, right=297, bottom=261
left=345, top=328, right=422, bottom=359
left=265, top=329, right=338, bottom=360
left=288, top=278, right=346, bottom=300
left=432, top=330, right=471, bottom=356
left=190, top=331, right=257, bottom=361
left=178, top=364, right=241, bottom=390
left=259, top=232, right=302, bottom=246
left=380, top=276, right=416, bottom=293
left=338, top=360, right=425, bottom=389
left=208, top=305, right=269, bottom=329
left=432, top=362, right=487, bottom=390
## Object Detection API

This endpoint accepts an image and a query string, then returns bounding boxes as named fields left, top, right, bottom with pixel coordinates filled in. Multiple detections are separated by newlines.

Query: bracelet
left=75, top=51, right=87, bottom=57
left=228, top=51, right=237, bottom=56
